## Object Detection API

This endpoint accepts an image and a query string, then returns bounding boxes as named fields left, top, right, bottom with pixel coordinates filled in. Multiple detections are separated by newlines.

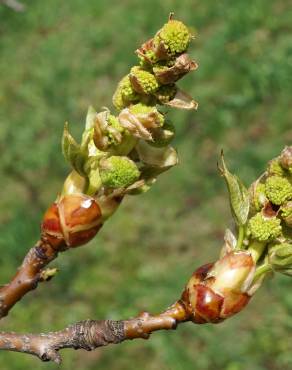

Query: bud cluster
left=181, top=251, right=255, bottom=323
left=41, top=16, right=198, bottom=250
left=179, top=147, right=292, bottom=324
left=249, top=147, right=292, bottom=243
left=35, top=19, right=292, bottom=327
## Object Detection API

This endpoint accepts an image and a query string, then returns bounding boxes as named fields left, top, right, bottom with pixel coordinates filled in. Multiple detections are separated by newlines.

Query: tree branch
left=0, top=301, right=188, bottom=364
left=0, top=239, right=58, bottom=318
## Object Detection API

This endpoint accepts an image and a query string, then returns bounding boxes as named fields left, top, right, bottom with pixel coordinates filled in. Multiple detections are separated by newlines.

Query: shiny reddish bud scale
left=182, top=252, right=254, bottom=324
left=41, top=194, right=102, bottom=249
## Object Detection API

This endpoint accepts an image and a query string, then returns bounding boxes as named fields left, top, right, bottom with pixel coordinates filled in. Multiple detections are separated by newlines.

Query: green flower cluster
left=63, top=17, right=197, bottom=205
left=130, top=66, right=160, bottom=95
left=100, top=156, right=140, bottom=189
left=265, top=176, right=292, bottom=205
left=113, top=17, right=195, bottom=111
left=267, top=159, right=286, bottom=177
left=247, top=150, right=292, bottom=246
left=154, top=19, right=191, bottom=56
left=250, top=155, right=292, bottom=212
left=154, top=84, right=177, bottom=104
left=113, top=75, right=138, bottom=110
left=221, top=149, right=292, bottom=282
left=247, top=213, right=282, bottom=242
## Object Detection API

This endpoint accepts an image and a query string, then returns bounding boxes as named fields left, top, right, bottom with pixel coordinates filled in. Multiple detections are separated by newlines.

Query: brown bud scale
left=182, top=252, right=254, bottom=324
left=42, top=194, right=102, bottom=249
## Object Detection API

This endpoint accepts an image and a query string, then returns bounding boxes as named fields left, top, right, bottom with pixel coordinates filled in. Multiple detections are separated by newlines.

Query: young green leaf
left=62, top=122, right=86, bottom=176
left=219, top=151, right=249, bottom=226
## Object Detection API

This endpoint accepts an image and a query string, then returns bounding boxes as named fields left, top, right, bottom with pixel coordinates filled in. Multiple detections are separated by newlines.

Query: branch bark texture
left=0, top=240, right=58, bottom=318
left=0, top=302, right=187, bottom=364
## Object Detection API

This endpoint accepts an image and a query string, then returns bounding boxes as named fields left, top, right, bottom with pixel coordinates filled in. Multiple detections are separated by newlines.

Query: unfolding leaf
left=85, top=106, right=97, bottom=130
left=62, top=122, right=86, bottom=176
left=219, top=151, right=249, bottom=226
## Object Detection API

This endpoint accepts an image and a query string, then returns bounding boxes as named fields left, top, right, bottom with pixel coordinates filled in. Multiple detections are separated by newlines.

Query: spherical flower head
left=155, top=84, right=177, bottom=104
left=265, top=175, right=292, bottom=205
left=130, top=66, right=159, bottom=95
left=100, top=156, right=140, bottom=189
left=112, top=75, right=138, bottom=110
left=129, top=103, right=164, bottom=126
left=121, top=76, right=138, bottom=100
left=267, top=159, right=286, bottom=177
left=155, top=20, right=191, bottom=56
left=247, top=212, right=282, bottom=242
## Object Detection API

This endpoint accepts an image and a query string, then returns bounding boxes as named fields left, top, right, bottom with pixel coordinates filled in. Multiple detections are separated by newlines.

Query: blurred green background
left=0, top=0, right=292, bottom=369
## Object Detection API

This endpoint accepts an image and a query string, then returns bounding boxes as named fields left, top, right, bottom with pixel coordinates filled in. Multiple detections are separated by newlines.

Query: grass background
left=0, top=0, right=292, bottom=369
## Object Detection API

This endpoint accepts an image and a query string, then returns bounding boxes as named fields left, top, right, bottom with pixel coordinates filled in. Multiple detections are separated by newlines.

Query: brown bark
left=0, top=320, right=124, bottom=364
left=0, top=301, right=188, bottom=364
left=0, top=239, right=58, bottom=318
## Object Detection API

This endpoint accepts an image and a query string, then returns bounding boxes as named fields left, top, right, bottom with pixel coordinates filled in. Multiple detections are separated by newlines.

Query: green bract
left=265, top=175, right=292, bottom=205
left=100, top=156, right=140, bottom=189
left=248, top=213, right=282, bottom=242
left=155, top=20, right=191, bottom=56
